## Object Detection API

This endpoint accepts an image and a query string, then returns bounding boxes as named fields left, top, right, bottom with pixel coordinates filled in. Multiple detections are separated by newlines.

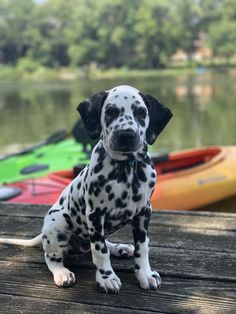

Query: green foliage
left=0, top=0, right=235, bottom=72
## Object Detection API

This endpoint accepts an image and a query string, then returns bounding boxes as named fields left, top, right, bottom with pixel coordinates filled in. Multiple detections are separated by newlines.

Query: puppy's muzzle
left=112, top=129, right=141, bottom=152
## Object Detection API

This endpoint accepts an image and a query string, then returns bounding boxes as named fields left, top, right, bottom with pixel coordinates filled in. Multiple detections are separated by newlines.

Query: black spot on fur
left=63, top=213, right=74, bottom=230
left=89, top=199, right=94, bottom=209
left=134, top=252, right=141, bottom=258
left=95, top=244, right=100, bottom=250
left=59, top=197, right=64, bottom=205
left=137, top=162, right=147, bottom=182
left=94, top=145, right=106, bottom=173
left=48, top=209, right=60, bottom=215
left=144, top=210, right=151, bottom=230
left=78, top=197, right=86, bottom=208
left=125, top=209, right=132, bottom=217
left=140, top=230, right=146, bottom=243
left=98, top=175, right=107, bottom=187
left=135, top=263, right=140, bottom=270
left=94, top=163, right=103, bottom=174
left=76, top=215, right=82, bottom=225
left=59, top=244, right=67, bottom=248
left=132, top=177, right=140, bottom=195
left=71, top=207, right=77, bottom=217
left=57, top=233, right=67, bottom=242
left=88, top=182, right=94, bottom=195
left=149, top=181, right=155, bottom=188
left=122, top=191, right=128, bottom=200
left=104, top=218, right=112, bottom=230
left=105, top=106, right=120, bottom=127
left=90, top=232, right=102, bottom=243
left=101, top=246, right=108, bottom=254
left=115, top=198, right=127, bottom=208
left=73, top=201, right=80, bottom=212
left=94, top=187, right=101, bottom=197
left=108, top=193, right=115, bottom=201
left=75, top=227, right=82, bottom=234
left=105, top=185, right=111, bottom=193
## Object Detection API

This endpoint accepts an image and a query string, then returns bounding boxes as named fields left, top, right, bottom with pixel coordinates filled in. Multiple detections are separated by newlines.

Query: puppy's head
left=78, top=85, right=172, bottom=153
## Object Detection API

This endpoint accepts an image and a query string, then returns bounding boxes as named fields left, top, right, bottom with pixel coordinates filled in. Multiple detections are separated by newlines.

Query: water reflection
left=0, top=69, right=236, bottom=155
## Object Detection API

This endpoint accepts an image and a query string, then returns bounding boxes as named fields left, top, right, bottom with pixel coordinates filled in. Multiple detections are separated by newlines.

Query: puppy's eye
left=105, top=108, right=119, bottom=118
left=136, top=107, right=147, bottom=118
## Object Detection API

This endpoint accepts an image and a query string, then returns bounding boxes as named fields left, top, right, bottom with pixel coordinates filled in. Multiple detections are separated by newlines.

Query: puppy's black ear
left=140, top=93, right=173, bottom=145
left=77, top=91, right=108, bottom=140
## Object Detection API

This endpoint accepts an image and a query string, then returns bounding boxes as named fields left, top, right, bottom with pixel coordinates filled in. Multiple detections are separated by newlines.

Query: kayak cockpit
left=154, top=147, right=225, bottom=178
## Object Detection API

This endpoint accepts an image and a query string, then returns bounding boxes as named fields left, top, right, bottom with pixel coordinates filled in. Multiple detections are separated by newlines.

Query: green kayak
left=0, top=137, right=90, bottom=184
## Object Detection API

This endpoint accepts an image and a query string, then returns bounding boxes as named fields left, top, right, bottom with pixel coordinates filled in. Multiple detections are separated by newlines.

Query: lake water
left=0, top=68, right=236, bottom=156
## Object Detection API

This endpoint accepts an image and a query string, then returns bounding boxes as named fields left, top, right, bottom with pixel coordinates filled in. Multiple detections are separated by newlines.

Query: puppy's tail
left=0, top=234, right=42, bottom=247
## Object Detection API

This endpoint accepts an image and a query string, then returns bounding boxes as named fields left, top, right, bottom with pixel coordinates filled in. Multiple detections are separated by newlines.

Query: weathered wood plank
left=153, top=211, right=236, bottom=231
left=0, top=202, right=48, bottom=217
left=1, top=293, right=157, bottom=314
left=1, top=215, right=235, bottom=254
left=113, top=225, right=236, bottom=253
left=0, top=244, right=235, bottom=282
left=1, top=202, right=236, bottom=230
left=0, top=215, right=43, bottom=235
left=0, top=294, right=157, bottom=314
left=0, top=262, right=235, bottom=314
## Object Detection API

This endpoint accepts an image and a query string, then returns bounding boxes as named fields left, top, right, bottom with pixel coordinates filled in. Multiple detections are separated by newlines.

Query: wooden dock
left=0, top=202, right=235, bottom=313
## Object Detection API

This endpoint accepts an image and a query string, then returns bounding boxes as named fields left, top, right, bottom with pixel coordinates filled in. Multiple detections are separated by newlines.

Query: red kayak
left=1, top=146, right=236, bottom=211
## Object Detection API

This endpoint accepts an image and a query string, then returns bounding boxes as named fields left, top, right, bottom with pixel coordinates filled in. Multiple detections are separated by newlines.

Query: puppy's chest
left=87, top=160, right=155, bottom=212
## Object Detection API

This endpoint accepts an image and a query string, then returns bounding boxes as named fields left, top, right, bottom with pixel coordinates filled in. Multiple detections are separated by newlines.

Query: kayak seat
left=0, top=186, right=22, bottom=201
left=72, top=120, right=93, bottom=153
left=160, top=160, right=204, bottom=174
left=152, top=154, right=169, bottom=164
left=20, top=164, right=49, bottom=175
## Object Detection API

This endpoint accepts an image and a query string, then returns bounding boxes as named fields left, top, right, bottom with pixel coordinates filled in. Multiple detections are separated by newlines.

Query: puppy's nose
left=116, top=129, right=136, bottom=140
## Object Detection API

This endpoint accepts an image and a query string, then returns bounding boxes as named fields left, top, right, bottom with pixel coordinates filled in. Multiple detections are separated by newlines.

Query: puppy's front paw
left=96, top=269, right=122, bottom=294
left=135, top=268, right=161, bottom=291
left=53, top=269, right=76, bottom=287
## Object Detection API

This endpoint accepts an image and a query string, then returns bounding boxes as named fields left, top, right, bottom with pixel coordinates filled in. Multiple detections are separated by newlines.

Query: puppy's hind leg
left=106, top=240, right=134, bottom=258
left=42, top=231, right=76, bottom=288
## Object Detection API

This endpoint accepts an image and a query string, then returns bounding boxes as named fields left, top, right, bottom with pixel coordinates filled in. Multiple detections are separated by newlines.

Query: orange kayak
left=1, top=146, right=236, bottom=211
left=152, top=146, right=236, bottom=210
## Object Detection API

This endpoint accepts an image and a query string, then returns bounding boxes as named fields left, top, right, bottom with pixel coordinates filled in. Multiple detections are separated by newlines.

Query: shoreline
left=0, top=64, right=235, bottom=82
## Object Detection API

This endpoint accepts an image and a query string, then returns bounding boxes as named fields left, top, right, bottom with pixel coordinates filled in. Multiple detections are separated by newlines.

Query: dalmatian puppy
left=0, top=85, right=172, bottom=293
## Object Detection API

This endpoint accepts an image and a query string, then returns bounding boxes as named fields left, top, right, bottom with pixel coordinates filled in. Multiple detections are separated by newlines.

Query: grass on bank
left=1, top=57, right=236, bottom=82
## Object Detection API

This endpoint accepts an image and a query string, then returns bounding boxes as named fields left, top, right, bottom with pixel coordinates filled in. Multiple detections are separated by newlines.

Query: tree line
left=0, top=0, right=236, bottom=70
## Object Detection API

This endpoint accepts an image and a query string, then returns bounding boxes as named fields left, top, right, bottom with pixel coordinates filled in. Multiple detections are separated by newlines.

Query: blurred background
left=0, top=0, right=236, bottom=155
